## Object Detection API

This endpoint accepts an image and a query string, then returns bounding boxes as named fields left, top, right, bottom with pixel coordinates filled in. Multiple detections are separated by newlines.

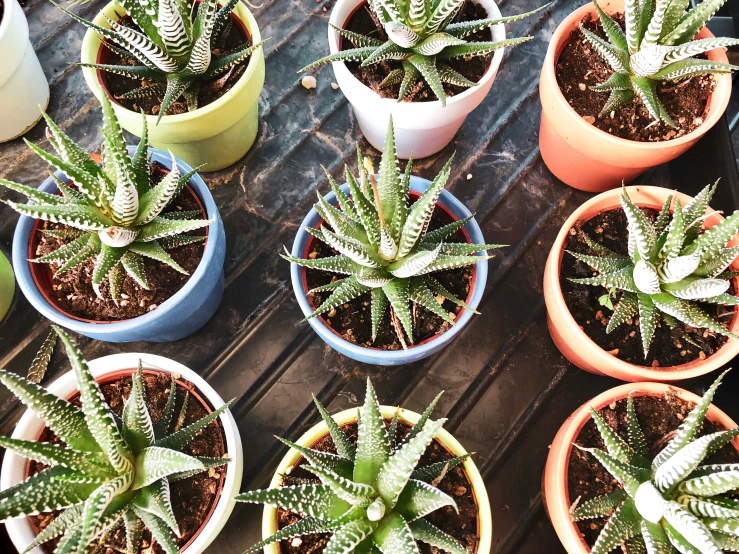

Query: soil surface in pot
left=343, top=0, right=493, bottom=102
left=556, top=13, right=715, bottom=142
left=305, top=201, right=474, bottom=350
left=277, top=419, right=479, bottom=554
left=560, top=206, right=733, bottom=368
left=100, top=10, right=252, bottom=116
left=568, top=391, right=739, bottom=549
left=33, top=161, right=207, bottom=321
left=28, top=371, right=227, bottom=554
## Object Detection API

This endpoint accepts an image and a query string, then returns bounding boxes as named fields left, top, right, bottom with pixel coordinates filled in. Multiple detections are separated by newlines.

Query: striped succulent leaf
left=238, top=379, right=468, bottom=554
left=303, top=0, right=544, bottom=103
left=569, top=185, right=739, bottom=355
left=285, top=119, right=497, bottom=347
left=580, top=372, right=739, bottom=553
left=0, top=327, right=230, bottom=553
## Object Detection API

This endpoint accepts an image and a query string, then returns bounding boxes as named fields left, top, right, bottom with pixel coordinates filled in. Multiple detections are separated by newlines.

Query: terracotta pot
left=538, top=0, right=733, bottom=192
left=543, top=185, right=739, bottom=382
left=262, top=405, right=493, bottom=553
left=543, top=381, right=739, bottom=553
left=0, top=353, right=243, bottom=554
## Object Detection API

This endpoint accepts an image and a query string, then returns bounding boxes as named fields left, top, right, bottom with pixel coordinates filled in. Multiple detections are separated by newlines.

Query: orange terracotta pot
left=543, top=185, right=739, bottom=382
left=539, top=0, right=733, bottom=192
left=543, top=381, right=739, bottom=553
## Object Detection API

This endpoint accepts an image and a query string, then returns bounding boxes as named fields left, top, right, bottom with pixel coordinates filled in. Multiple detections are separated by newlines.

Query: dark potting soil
left=276, top=419, right=479, bottom=554
left=556, top=14, right=716, bottom=142
left=34, top=162, right=206, bottom=322
left=101, top=11, right=251, bottom=116
left=560, top=207, right=733, bottom=368
left=343, top=0, right=493, bottom=102
left=28, top=371, right=227, bottom=554
left=568, top=391, right=739, bottom=550
left=305, top=203, right=473, bottom=350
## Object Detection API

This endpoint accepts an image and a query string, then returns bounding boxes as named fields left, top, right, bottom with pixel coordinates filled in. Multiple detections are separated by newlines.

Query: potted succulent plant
left=0, top=326, right=243, bottom=554
left=543, top=184, right=739, bottom=382
left=539, top=0, right=739, bottom=192
left=0, top=250, right=14, bottom=321
left=544, top=371, right=739, bottom=553
left=62, top=0, right=267, bottom=172
left=237, top=378, right=493, bottom=553
left=0, top=0, right=50, bottom=142
left=302, top=0, right=547, bottom=158
left=2, top=95, right=226, bottom=343
left=284, top=119, right=499, bottom=365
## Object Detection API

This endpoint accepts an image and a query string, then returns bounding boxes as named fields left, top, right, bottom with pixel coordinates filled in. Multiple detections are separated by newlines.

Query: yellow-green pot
left=80, top=1, right=265, bottom=172
left=0, top=250, right=15, bottom=321
left=261, top=405, right=493, bottom=553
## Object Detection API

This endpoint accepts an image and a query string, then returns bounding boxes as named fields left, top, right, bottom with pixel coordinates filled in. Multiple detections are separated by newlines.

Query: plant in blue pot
left=0, top=95, right=226, bottom=342
left=284, top=118, right=500, bottom=364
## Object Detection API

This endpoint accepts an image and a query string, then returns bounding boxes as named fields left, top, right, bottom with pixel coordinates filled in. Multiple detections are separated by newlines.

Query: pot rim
left=541, top=0, right=732, bottom=150
left=261, top=405, right=493, bottom=554
left=80, top=0, right=263, bottom=124
left=299, top=187, right=478, bottom=351
left=289, top=175, right=489, bottom=362
left=0, top=352, right=243, bottom=554
left=543, top=381, right=739, bottom=554
left=327, top=0, right=506, bottom=110
left=11, top=148, right=222, bottom=336
left=544, top=185, right=739, bottom=381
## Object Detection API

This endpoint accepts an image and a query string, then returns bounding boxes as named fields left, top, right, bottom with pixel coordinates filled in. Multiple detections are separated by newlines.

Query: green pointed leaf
left=354, top=379, right=392, bottom=486
left=305, top=275, right=371, bottom=320
left=132, top=446, right=204, bottom=489
left=277, top=437, right=353, bottom=479
left=155, top=401, right=230, bottom=452
left=411, top=454, right=469, bottom=483
left=571, top=489, right=628, bottom=521
left=409, top=518, right=467, bottom=554
left=407, top=54, right=446, bottom=105
left=409, top=278, right=455, bottom=325
left=570, top=266, right=638, bottom=293
left=26, top=331, right=57, bottom=384
left=589, top=407, right=649, bottom=468
left=383, top=278, right=414, bottom=344
left=580, top=27, right=629, bottom=73
left=663, top=501, right=722, bottom=554
left=77, top=473, right=132, bottom=549
left=591, top=498, right=641, bottom=554
left=301, top=47, right=376, bottom=71
left=325, top=519, right=378, bottom=554
left=129, top=241, right=187, bottom=274
left=606, top=291, right=638, bottom=333
left=122, top=362, right=156, bottom=453
left=136, top=216, right=213, bottom=242
left=133, top=506, right=179, bottom=554
left=395, top=478, right=456, bottom=522
left=313, top=396, right=356, bottom=461
left=121, top=251, right=149, bottom=289
left=235, top=484, right=351, bottom=520
left=372, top=512, right=418, bottom=554
left=22, top=503, right=83, bottom=552
left=370, top=287, right=390, bottom=343
left=6, top=201, right=109, bottom=231
left=0, top=437, right=111, bottom=476
left=567, top=250, right=632, bottom=273
left=133, top=478, right=179, bottom=536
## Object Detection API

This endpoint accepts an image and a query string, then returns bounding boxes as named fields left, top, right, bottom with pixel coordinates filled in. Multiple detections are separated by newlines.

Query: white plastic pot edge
left=0, top=353, right=243, bottom=554
left=261, top=405, right=493, bottom=554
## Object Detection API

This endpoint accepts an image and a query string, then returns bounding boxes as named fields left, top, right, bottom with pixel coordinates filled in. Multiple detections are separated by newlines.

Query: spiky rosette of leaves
left=281, top=118, right=500, bottom=348
left=568, top=183, right=739, bottom=357
left=0, top=326, right=232, bottom=554
left=301, top=0, right=548, bottom=105
left=581, top=0, right=739, bottom=126
left=0, top=94, right=213, bottom=304
left=571, top=371, right=739, bottom=554
left=57, top=0, right=267, bottom=122
left=236, top=378, right=473, bottom=554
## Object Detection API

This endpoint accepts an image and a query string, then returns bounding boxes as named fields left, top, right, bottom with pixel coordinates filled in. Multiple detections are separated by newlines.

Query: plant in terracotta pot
left=543, top=371, right=739, bottom=553
left=236, top=378, right=492, bottom=553
left=0, top=326, right=238, bottom=554
left=66, top=0, right=267, bottom=171
left=539, top=0, right=739, bottom=192
left=2, top=95, right=226, bottom=342
left=284, top=118, right=500, bottom=364
left=0, top=0, right=50, bottom=142
left=303, top=0, right=547, bottom=158
left=543, top=184, right=739, bottom=382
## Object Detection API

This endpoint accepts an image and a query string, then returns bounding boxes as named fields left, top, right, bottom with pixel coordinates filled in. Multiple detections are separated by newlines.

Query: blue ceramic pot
left=12, top=148, right=225, bottom=342
left=290, top=175, right=489, bottom=365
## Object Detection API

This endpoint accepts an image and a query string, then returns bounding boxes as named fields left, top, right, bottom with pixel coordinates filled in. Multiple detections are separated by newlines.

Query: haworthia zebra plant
left=282, top=118, right=500, bottom=349
left=569, top=183, right=739, bottom=357
left=0, top=94, right=213, bottom=304
left=582, top=0, right=739, bottom=125
left=237, top=378, right=473, bottom=554
left=56, top=0, right=267, bottom=122
left=302, top=0, right=548, bottom=105
left=572, top=371, right=739, bottom=554
left=0, top=326, right=231, bottom=553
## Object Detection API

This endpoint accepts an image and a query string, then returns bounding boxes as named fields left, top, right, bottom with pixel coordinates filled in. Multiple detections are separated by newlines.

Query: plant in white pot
left=0, top=326, right=242, bottom=553
left=0, top=0, right=50, bottom=142
left=61, top=0, right=267, bottom=171
left=302, top=0, right=547, bottom=158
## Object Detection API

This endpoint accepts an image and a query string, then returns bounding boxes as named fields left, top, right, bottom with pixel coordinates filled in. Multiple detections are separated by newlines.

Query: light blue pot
left=12, top=148, right=225, bottom=343
left=290, top=175, right=489, bottom=365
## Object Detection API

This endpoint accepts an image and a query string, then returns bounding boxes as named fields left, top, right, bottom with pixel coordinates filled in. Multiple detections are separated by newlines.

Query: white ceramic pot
left=0, top=353, right=243, bottom=554
left=327, top=0, right=506, bottom=159
left=262, top=405, right=493, bottom=554
left=0, top=0, right=49, bottom=142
